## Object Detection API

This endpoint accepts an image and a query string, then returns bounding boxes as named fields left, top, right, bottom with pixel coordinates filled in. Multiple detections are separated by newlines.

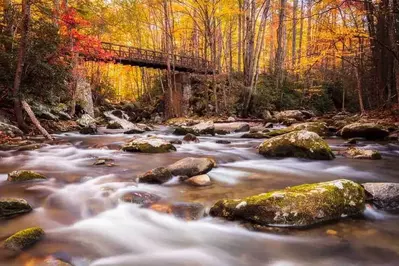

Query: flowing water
left=1, top=126, right=399, bottom=266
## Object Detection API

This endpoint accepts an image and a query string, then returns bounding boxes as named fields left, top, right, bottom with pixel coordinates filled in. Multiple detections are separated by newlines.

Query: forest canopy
left=1, top=0, right=399, bottom=120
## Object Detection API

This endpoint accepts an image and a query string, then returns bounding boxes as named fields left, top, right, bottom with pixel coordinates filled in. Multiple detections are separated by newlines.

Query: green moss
left=4, top=227, right=45, bottom=251
left=7, top=170, right=47, bottom=182
left=263, top=122, right=328, bottom=138
left=258, top=130, right=334, bottom=160
left=0, top=198, right=32, bottom=219
left=210, top=179, right=365, bottom=228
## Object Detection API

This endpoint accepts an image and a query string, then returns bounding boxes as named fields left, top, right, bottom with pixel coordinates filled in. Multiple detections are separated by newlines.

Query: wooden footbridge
left=85, top=42, right=214, bottom=74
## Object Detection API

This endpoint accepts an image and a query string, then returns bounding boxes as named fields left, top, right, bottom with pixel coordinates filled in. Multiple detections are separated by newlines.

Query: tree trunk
left=275, top=0, right=287, bottom=105
left=12, top=0, right=31, bottom=131
left=21, top=101, right=53, bottom=140
left=292, top=0, right=298, bottom=70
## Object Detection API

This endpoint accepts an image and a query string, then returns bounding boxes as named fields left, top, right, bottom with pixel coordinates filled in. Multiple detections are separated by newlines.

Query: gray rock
left=363, top=183, right=399, bottom=213
left=77, top=114, right=96, bottom=127
left=166, top=157, right=215, bottom=180
left=122, top=137, right=176, bottom=153
left=185, top=174, right=212, bottom=186
left=0, top=122, right=23, bottom=137
left=340, top=123, right=389, bottom=140
left=214, top=122, right=250, bottom=133
left=138, top=167, right=173, bottom=184
left=120, top=191, right=162, bottom=206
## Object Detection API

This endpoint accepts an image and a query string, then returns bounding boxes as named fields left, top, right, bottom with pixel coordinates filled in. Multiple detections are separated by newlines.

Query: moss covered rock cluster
left=7, top=170, right=47, bottom=182
left=258, top=130, right=335, bottom=160
left=3, top=227, right=45, bottom=251
left=210, top=179, right=365, bottom=228
left=122, top=137, right=176, bottom=153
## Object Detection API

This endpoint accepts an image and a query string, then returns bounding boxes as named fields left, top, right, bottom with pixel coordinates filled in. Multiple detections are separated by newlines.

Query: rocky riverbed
left=0, top=113, right=399, bottom=265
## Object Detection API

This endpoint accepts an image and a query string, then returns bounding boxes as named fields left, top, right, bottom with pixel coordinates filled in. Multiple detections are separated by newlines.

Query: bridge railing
left=101, top=42, right=211, bottom=73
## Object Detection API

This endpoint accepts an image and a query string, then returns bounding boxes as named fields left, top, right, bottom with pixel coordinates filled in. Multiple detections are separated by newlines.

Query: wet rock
left=111, top=109, right=125, bottom=119
left=149, top=202, right=205, bottom=221
left=0, top=122, right=23, bottom=137
left=185, top=174, right=211, bottom=186
left=28, top=257, right=73, bottom=266
left=258, top=130, right=335, bottom=160
left=183, top=133, right=199, bottom=143
left=122, top=137, right=176, bottom=153
left=76, top=114, right=96, bottom=127
left=210, top=179, right=365, bottom=228
left=8, top=170, right=47, bottom=182
left=173, top=126, right=196, bottom=136
left=263, top=122, right=329, bottom=138
left=106, top=121, right=123, bottom=129
left=173, top=121, right=215, bottom=136
left=170, top=139, right=182, bottom=145
left=79, top=125, right=97, bottom=135
left=93, top=158, right=115, bottom=166
left=227, top=116, right=236, bottom=122
left=241, top=132, right=270, bottom=139
left=0, top=198, right=32, bottom=219
left=214, top=122, right=250, bottom=133
left=363, top=183, right=399, bottom=213
left=340, top=123, right=389, bottom=140
left=388, top=131, right=399, bottom=141
left=121, top=191, right=162, bottom=206
left=138, top=167, right=173, bottom=184
left=343, top=147, right=382, bottom=160
left=123, top=127, right=145, bottom=134
left=3, top=227, right=45, bottom=251
left=216, top=140, right=231, bottom=144
left=166, top=157, right=216, bottom=180
left=345, top=138, right=365, bottom=145
left=274, top=110, right=305, bottom=121
left=215, top=129, right=229, bottom=135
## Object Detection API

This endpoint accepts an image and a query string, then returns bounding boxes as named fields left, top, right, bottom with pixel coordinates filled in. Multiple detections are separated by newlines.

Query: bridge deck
left=86, top=42, right=213, bottom=74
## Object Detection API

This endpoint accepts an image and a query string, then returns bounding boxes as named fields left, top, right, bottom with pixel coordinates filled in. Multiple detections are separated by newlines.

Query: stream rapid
left=1, top=126, right=399, bottom=266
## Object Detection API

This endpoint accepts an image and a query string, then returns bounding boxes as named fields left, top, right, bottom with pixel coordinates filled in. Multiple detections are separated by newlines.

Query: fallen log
left=21, top=100, right=53, bottom=141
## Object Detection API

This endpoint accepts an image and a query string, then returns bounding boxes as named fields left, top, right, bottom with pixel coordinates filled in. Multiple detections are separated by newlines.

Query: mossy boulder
left=363, top=183, right=399, bottom=213
left=343, top=147, right=382, bottom=160
left=3, top=227, right=45, bottom=251
left=7, top=170, right=47, bottom=182
left=340, top=123, right=389, bottom=140
left=166, top=157, right=216, bottom=180
left=122, top=137, right=176, bottom=153
left=0, top=198, right=32, bottom=219
left=258, top=130, right=335, bottom=160
left=76, top=114, right=96, bottom=127
left=138, top=167, right=173, bottom=184
left=0, top=122, right=23, bottom=137
left=79, top=125, right=97, bottom=135
left=241, top=132, right=270, bottom=139
left=210, top=179, right=365, bottom=228
left=262, top=122, right=329, bottom=138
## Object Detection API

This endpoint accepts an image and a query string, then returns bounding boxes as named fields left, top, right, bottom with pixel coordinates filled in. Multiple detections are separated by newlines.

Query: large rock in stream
left=166, top=157, right=216, bottom=180
left=242, top=122, right=328, bottom=139
left=122, top=137, right=176, bottom=153
left=3, top=227, right=45, bottom=251
left=258, top=130, right=335, bottom=160
left=0, top=198, right=32, bottom=219
left=173, top=121, right=215, bottom=136
left=8, top=170, right=47, bottom=182
left=363, top=183, right=399, bottom=213
left=214, top=122, right=250, bottom=133
left=340, top=123, right=389, bottom=140
left=210, top=179, right=365, bottom=228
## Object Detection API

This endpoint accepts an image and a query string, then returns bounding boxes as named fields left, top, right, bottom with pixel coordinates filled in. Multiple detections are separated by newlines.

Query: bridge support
left=165, top=73, right=192, bottom=118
